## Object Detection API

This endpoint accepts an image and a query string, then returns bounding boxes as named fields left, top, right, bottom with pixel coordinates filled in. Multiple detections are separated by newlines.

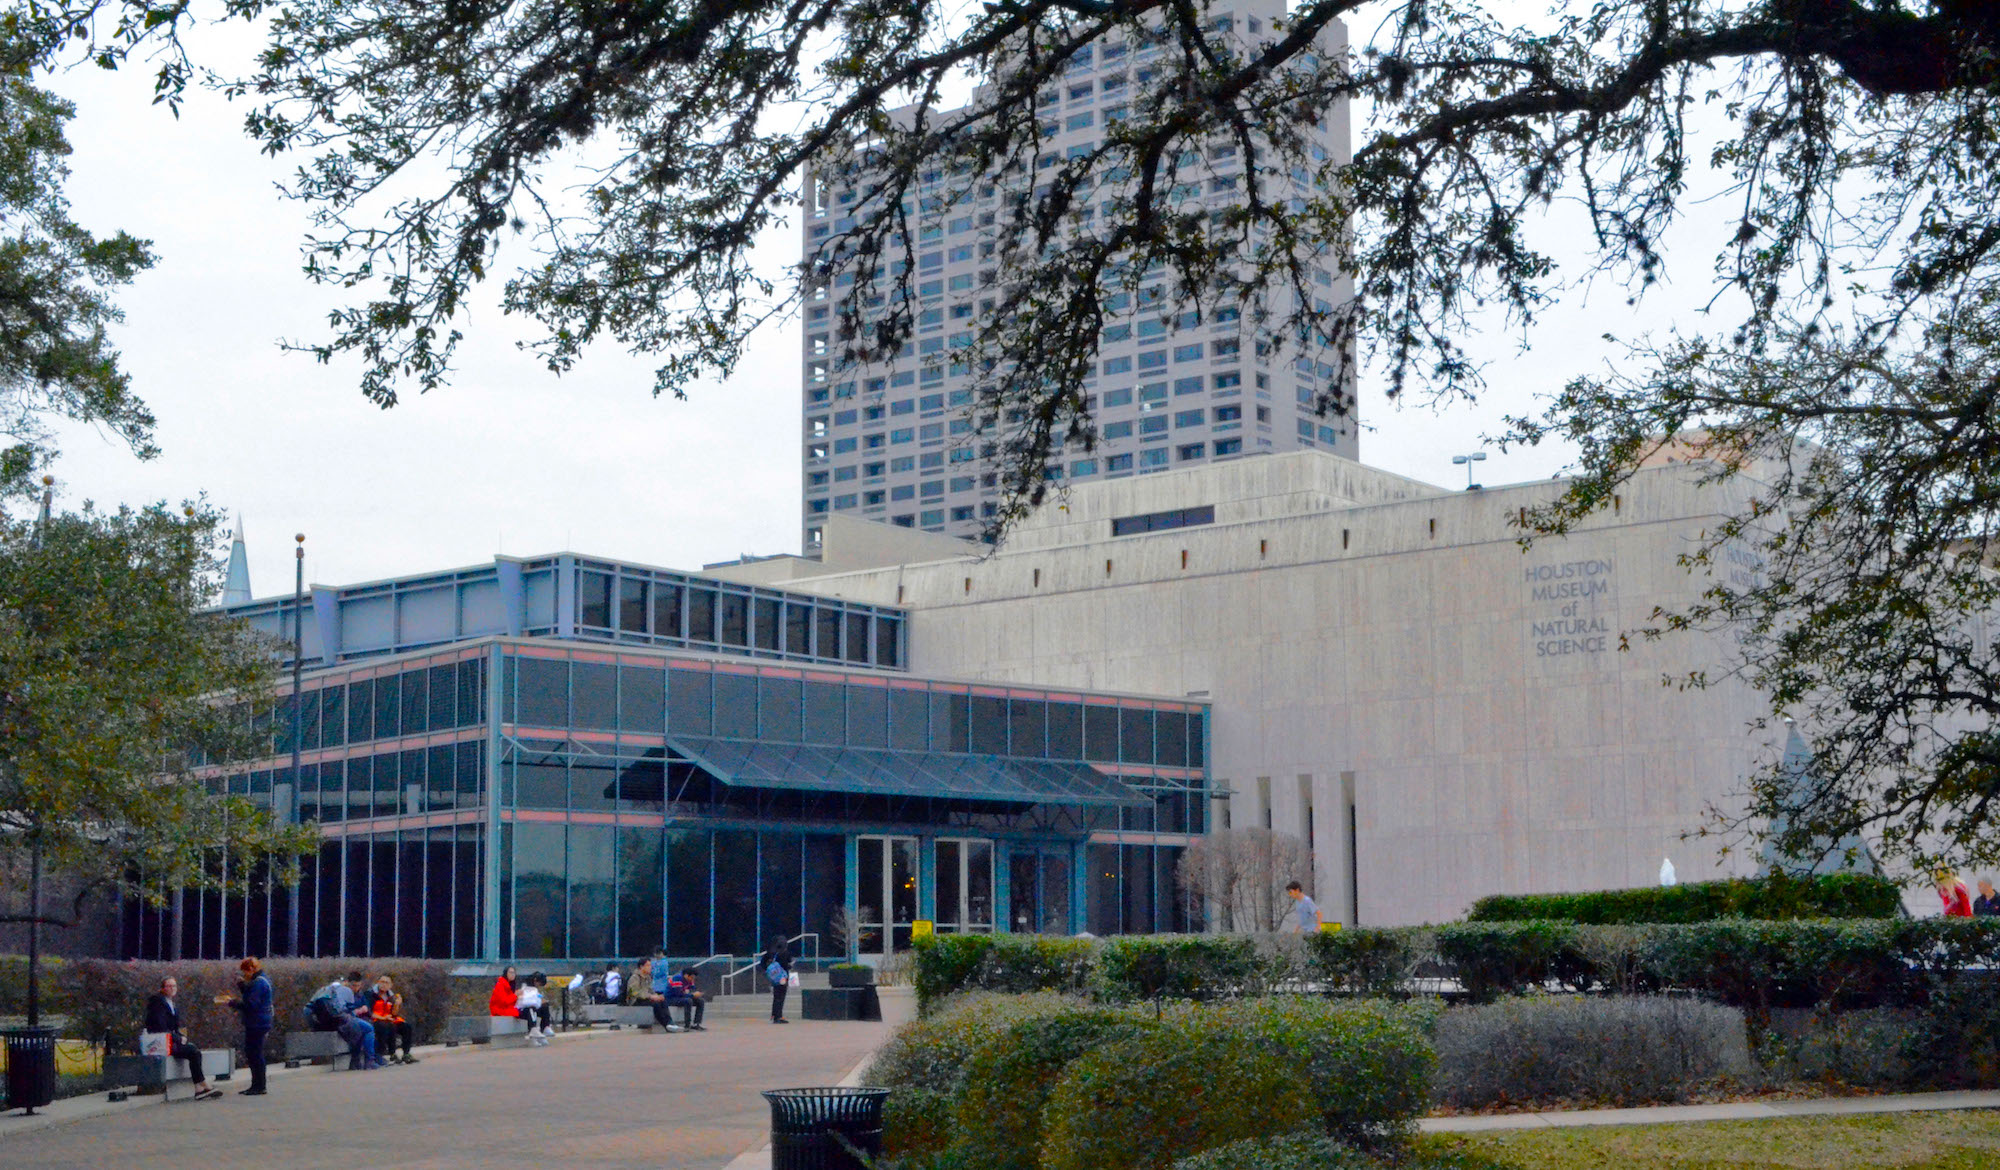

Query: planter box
left=828, top=968, right=876, bottom=989
left=801, top=987, right=882, bottom=1021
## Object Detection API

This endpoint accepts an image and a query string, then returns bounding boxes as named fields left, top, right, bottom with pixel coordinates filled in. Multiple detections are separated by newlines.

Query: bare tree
left=1177, top=828, right=1313, bottom=933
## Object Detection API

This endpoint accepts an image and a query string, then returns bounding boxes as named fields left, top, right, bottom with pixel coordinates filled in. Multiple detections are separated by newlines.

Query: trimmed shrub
left=56, top=957, right=454, bottom=1052
left=865, top=992, right=1088, bottom=1155
left=1761, top=1006, right=1917, bottom=1087
left=1641, top=920, right=1908, bottom=1024
left=1466, top=873, right=1900, bottom=924
left=1305, top=927, right=1425, bottom=997
left=1904, top=975, right=2000, bottom=1089
left=1171, top=1133, right=1385, bottom=1170
left=1094, top=935, right=1264, bottom=1003
left=911, top=934, right=1094, bottom=1015
left=1434, top=922, right=1587, bottom=1002
left=0, top=955, right=75, bottom=1018
left=1039, top=997, right=1435, bottom=1170
left=1432, top=994, right=1751, bottom=1108
left=953, top=1002, right=1153, bottom=1170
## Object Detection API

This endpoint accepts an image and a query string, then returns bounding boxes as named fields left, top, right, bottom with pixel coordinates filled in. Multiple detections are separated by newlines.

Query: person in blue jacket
left=220, top=957, right=275, bottom=1096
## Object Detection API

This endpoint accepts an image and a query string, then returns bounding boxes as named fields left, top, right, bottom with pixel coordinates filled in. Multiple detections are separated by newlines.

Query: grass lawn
left=1414, top=1110, right=2000, bottom=1169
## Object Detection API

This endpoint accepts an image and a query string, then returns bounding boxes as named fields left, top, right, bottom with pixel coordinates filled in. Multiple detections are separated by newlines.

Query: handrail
left=715, top=933, right=827, bottom=995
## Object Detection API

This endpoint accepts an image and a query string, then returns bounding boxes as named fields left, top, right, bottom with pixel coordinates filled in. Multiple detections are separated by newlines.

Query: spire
left=222, top=515, right=253, bottom=606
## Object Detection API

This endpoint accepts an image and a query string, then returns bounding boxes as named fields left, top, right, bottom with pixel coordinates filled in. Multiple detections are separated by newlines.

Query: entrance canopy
left=665, top=735, right=1149, bottom=807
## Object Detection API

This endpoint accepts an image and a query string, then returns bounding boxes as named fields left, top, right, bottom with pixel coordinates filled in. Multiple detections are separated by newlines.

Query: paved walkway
left=0, top=1008, right=903, bottom=1169
left=1420, top=1089, right=2000, bottom=1133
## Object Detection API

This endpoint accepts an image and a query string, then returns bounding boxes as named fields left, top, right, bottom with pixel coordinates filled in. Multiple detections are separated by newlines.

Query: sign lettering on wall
left=1526, top=558, right=1615, bottom=658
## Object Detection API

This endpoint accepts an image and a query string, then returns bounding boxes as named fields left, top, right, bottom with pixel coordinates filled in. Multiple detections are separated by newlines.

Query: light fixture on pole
left=1451, top=451, right=1487, bottom=491
left=289, top=533, right=304, bottom=957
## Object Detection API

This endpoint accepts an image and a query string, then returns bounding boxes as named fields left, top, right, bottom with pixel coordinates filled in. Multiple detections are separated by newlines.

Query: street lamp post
left=289, top=533, right=304, bottom=957
left=1451, top=451, right=1487, bottom=491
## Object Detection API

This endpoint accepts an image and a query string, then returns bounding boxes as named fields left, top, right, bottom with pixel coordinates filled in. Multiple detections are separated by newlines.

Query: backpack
left=766, top=960, right=785, bottom=986
left=305, top=994, right=341, bottom=1032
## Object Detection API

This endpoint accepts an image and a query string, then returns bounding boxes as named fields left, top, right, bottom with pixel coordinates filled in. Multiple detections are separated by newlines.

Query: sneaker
left=401, top=1054, right=420, bottom=1065
left=238, top=1088, right=266, bottom=1097
left=370, top=1059, right=389, bottom=1069
left=689, top=1024, right=706, bottom=1032
left=663, top=1025, right=683, bottom=1033
left=192, top=1086, right=222, bottom=1101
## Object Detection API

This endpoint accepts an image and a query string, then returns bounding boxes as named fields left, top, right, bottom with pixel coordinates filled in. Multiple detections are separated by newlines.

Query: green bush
left=1039, top=998, right=1436, bottom=1170
left=865, top=992, right=1088, bottom=1155
left=1640, top=920, right=1908, bottom=1025
left=0, top=955, right=74, bottom=1018
left=911, top=934, right=1094, bottom=1015
left=1094, top=935, right=1264, bottom=1003
left=1904, top=976, right=2000, bottom=1089
left=1305, top=928, right=1426, bottom=997
left=1431, top=994, right=1751, bottom=1108
left=53, top=957, right=455, bottom=1052
left=953, top=1002, right=1153, bottom=1170
left=1466, top=873, right=1900, bottom=924
left=1434, top=922, right=1587, bottom=1002
left=1761, top=1006, right=1917, bottom=1087
left=1170, top=1133, right=1386, bottom=1170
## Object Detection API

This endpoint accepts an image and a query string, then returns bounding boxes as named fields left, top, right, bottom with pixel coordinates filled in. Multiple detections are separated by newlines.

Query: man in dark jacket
left=1976, top=878, right=2000, bottom=917
left=143, top=977, right=222, bottom=1100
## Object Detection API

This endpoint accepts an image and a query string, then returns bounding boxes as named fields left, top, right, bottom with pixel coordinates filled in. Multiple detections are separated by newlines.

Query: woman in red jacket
left=488, top=965, right=519, bottom=1016
left=1939, top=870, right=1975, bottom=918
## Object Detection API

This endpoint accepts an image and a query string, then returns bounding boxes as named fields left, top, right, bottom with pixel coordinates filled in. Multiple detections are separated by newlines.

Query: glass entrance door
left=857, top=835, right=920, bottom=956
left=934, top=839, right=995, bottom=934
left=1008, top=848, right=1072, bottom=935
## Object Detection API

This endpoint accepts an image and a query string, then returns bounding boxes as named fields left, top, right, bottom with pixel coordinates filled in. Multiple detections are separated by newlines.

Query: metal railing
left=714, top=933, right=824, bottom=997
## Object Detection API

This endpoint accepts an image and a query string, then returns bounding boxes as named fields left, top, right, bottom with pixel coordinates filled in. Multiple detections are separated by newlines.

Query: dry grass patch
left=1419, top=1110, right=2000, bottom=1169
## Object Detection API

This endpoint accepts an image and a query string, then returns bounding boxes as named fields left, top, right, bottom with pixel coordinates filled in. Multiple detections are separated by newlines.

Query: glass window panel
left=573, top=662, right=618, bottom=730
left=966, top=841, right=994, bottom=931
left=428, top=744, right=455, bottom=810
left=1047, top=703, right=1083, bottom=759
left=713, top=829, right=758, bottom=955
left=295, top=762, right=321, bottom=824
left=497, top=825, right=512, bottom=960
left=760, top=677, right=802, bottom=741
left=580, top=571, right=613, bottom=628
left=457, top=741, right=483, bottom=799
left=857, top=839, right=885, bottom=954
left=1008, top=700, right=1047, bottom=758
left=397, top=833, right=425, bottom=956
left=785, top=604, right=810, bottom=656
left=292, top=849, right=318, bottom=957
left=1084, top=705, right=1120, bottom=762
left=374, top=674, right=401, bottom=740
left=619, top=578, right=649, bottom=632
left=569, top=825, right=616, bottom=958
left=931, top=692, right=970, bottom=752
left=399, top=749, right=424, bottom=816
left=847, top=686, right=888, bottom=749
left=888, top=689, right=928, bottom=751
left=1120, top=708, right=1155, bottom=764
left=570, top=758, right=620, bottom=812
left=720, top=594, right=749, bottom=647
left=427, top=664, right=456, bottom=732
left=513, top=822, right=567, bottom=960
left=844, top=613, right=870, bottom=663
left=687, top=589, right=717, bottom=642
left=1088, top=843, right=1120, bottom=935
left=665, top=828, right=713, bottom=957
left=890, top=838, right=919, bottom=951
left=316, top=842, right=343, bottom=956
left=457, top=659, right=483, bottom=729
left=322, top=759, right=350, bottom=823
left=936, top=840, right=962, bottom=929
left=969, top=696, right=1007, bottom=755
left=344, top=838, right=371, bottom=955
left=802, top=682, right=844, bottom=745
left=399, top=670, right=427, bottom=738
left=653, top=584, right=684, bottom=639
left=425, top=827, right=455, bottom=958
left=516, top=760, right=567, bottom=809
left=375, top=753, right=402, bottom=819
left=513, top=657, right=568, bottom=727
left=1041, top=851, right=1072, bottom=934
left=1009, top=852, right=1038, bottom=934
left=760, top=830, right=804, bottom=949
left=815, top=607, right=842, bottom=660
left=713, top=673, right=757, bottom=738
left=1187, top=712, right=1205, bottom=768
left=301, top=688, right=322, bottom=751
left=1122, top=845, right=1156, bottom=934
left=754, top=597, right=781, bottom=651
left=618, top=757, right=665, bottom=809
left=320, top=685, right=345, bottom=748
left=618, top=826, right=663, bottom=957
left=804, top=835, right=847, bottom=959
left=620, top=666, right=664, bottom=733
left=668, top=669, right=713, bottom=735
left=1157, top=708, right=1189, bottom=767
left=456, top=825, right=483, bottom=959
left=875, top=616, right=901, bottom=667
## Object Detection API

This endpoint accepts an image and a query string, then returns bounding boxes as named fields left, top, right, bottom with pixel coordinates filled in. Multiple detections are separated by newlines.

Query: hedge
left=1431, top=995, right=1752, bottom=1108
left=1465, top=873, right=1901, bottom=924
left=0, top=956, right=457, bottom=1052
left=1093, top=935, right=1265, bottom=1003
left=912, top=935, right=1094, bottom=1015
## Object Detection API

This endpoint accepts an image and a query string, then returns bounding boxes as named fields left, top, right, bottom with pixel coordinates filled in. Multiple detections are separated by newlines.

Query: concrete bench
left=284, top=1029, right=365, bottom=1069
left=581, top=1004, right=660, bottom=1028
left=443, top=1015, right=532, bottom=1047
left=104, top=1049, right=234, bottom=1100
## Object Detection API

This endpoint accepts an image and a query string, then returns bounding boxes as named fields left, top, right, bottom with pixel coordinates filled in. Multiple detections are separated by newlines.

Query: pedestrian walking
left=762, top=941, right=794, bottom=1024
left=216, top=957, right=274, bottom=1096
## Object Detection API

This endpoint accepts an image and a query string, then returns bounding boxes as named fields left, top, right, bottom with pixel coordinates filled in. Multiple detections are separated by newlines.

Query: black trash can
left=3, top=1026, right=57, bottom=1115
left=763, top=1086, right=892, bottom=1170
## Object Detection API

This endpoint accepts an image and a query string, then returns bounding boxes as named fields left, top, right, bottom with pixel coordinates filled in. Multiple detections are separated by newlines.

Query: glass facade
left=129, top=637, right=1207, bottom=964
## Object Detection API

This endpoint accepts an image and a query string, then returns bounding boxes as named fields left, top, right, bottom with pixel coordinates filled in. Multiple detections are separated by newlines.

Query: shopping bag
left=139, top=1032, right=173, bottom=1058
left=787, top=971, right=801, bottom=989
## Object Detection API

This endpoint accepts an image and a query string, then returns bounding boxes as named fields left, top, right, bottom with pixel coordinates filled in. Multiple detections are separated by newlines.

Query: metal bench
left=284, top=1029, right=364, bottom=1069
left=443, top=1015, right=532, bottom=1047
left=103, top=1049, right=234, bottom=1100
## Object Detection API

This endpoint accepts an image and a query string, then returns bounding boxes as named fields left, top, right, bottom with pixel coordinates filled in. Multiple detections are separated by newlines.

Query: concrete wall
left=782, top=451, right=1782, bottom=926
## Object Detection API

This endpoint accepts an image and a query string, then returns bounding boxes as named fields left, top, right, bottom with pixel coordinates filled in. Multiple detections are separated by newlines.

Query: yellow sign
left=912, top=919, right=935, bottom=941
left=1319, top=921, right=1343, bottom=933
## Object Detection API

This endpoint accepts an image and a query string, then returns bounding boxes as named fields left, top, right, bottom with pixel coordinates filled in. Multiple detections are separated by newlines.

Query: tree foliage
left=0, top=498, right=316, bottom=928
left=16, top=0, right=2000, bottom=870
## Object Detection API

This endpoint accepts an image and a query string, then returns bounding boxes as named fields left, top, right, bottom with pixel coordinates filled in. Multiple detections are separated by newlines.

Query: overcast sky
left=41, top=15, right=1732, bottom=601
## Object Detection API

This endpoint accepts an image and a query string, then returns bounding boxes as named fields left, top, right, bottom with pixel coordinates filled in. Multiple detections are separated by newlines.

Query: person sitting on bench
left=367, top=975, right=418, bottom=1065
left=307, top=971, right=383, bottom=1070
left=143, top=976, right=222, bottom=1100
left=646, top=949, right=681, bottom=1033
left=665, top=968, right=707, bottom=1032
left=515, top=972, right=553, bottom=1044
